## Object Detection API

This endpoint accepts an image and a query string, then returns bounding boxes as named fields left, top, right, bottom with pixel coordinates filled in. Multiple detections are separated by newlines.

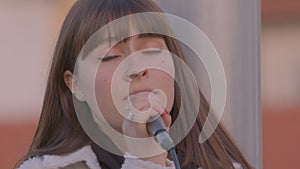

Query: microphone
left=146, top=113, right=181, bottom=169
left=146, top=115, right=175, bottom=151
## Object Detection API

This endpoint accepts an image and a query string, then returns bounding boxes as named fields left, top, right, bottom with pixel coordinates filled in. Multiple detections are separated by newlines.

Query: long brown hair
left=17, top=0, right=252, bottom=168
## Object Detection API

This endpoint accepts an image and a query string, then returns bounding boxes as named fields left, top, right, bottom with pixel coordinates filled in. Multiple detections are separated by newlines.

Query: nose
left=126, top=68, right=148, bottom=81
left=123, top=38, right=149, bottom=81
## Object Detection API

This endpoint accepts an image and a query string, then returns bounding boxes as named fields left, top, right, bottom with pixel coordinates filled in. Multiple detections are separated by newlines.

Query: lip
left=123, top=88, right=154, bottom=100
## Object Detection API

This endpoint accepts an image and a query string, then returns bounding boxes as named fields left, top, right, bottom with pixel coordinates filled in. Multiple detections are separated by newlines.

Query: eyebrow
left=101, top=34, right=163, bottom=44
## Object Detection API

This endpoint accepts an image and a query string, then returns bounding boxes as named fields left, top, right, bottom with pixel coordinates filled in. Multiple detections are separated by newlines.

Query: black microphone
left=146, top=115, right=175, bottom=151
left=147, top=115, right=181, bottom=169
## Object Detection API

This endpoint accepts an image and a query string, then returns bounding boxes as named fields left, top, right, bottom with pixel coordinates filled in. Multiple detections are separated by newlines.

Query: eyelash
left=97, top=55, right=120, bottom=62
left=97, top=48, right=163, bottom=62
left=142, top=48, right=162, bottom=54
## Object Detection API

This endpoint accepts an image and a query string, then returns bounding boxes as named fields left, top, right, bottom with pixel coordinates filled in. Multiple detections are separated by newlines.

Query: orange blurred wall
left=262, top=0, right=300, bottom=168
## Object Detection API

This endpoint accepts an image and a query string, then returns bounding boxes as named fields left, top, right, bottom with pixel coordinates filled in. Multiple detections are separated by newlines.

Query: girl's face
left=94, top=35, right=175, bottom=132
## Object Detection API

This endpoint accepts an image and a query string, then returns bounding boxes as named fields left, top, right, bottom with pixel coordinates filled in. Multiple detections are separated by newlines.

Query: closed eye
left=97, top=55, right=120, bottom=62
left=141, top=48, right=162, bottom=54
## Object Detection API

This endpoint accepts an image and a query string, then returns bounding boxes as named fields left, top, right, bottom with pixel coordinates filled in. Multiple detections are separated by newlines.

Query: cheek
left=95, top=68, right=113, bottom=110
left=95, top=70, right=111, bottom=93
left=165, top=75, right=175, bottom=109
left=94, top=69, right=124, bottom=131
left=95, top=62, right=119, bottom=97
left=94, top=65, right=125, bottom=111
left=153, top=71, right=175, bottom=111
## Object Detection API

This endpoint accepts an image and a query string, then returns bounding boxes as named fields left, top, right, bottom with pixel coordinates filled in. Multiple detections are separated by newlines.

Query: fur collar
left=18, top=145, right=101, bottom=169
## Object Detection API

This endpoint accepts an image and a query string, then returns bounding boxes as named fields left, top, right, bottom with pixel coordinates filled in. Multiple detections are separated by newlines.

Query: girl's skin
left=63, top=35, right=174, bottom=166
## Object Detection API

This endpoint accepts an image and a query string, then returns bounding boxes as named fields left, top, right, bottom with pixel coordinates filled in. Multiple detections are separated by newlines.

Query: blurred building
left=0, top=1, right=76, bottom=168
left=262, top=0, right=300, bottom=169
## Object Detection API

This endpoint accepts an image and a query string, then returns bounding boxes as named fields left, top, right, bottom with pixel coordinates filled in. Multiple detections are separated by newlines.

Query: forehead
left=100, top=14, right=169, bottom=42
left=101, top=34, right=164, bottom=46
left=81, top=13, right=172, bottom=58
left=80, top=33, right=165, bottom=60
left=85, top=33, right=164, bottom=56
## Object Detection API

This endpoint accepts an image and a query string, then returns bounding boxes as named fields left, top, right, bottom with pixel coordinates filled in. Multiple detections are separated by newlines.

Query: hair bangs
left=81, top=1, right=173, bottom=60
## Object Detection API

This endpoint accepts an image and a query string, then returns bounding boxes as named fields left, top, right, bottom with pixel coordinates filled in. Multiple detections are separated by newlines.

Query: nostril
left=142, top=70, right=147, bottom=76
left=126, top=69, right=148, bottom=80
left=129, top=74, right=137, bottom=79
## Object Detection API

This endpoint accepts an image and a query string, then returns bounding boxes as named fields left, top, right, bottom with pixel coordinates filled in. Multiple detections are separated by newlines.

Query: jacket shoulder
left=17, top=156, right=43, bottom=169
left=18, top=145, right=101, bottom=169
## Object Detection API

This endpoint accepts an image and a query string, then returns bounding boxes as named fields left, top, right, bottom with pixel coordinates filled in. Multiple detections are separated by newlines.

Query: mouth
left=123, top=88, right=154, bottom=100
left=130, top=88, right=154, bottom=95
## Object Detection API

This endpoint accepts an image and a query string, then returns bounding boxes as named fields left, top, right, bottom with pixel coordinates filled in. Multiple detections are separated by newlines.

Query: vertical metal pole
left=156, top=0, right=262, bottom=168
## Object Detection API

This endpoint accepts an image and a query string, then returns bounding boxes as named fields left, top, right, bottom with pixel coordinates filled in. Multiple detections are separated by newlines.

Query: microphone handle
left=146, top=115, right=168, bottom=136
left=146, top=115, right=179, bottom=169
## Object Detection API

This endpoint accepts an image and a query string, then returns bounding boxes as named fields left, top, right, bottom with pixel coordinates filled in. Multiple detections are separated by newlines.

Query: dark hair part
left=16, top=0, right=253, bottom=169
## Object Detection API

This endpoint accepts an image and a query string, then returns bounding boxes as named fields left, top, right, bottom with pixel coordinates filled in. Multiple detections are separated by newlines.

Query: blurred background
left=0, top=0, right=299, bottom=168
left=261, top=0, right=300, bottom=168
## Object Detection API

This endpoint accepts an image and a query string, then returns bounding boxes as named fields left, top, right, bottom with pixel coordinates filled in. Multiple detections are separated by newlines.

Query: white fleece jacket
left=18, top=145, right=243, bottom=169
left=17, top=145, right=175, bottom=169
